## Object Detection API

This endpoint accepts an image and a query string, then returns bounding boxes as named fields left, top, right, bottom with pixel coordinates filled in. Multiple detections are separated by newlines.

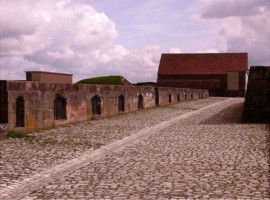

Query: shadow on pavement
left=200, top=102, right=244, bottom=125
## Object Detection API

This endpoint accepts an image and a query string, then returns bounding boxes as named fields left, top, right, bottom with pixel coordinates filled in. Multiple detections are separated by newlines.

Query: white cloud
left=0, top=0, right=162, bottom=82
left=200, top=0, right=270, bottom=18
left=197, top=49, right=219, bottom=53
left=193, top=0, right=270, bottom=66
left=168, top=48, right=182, bottom=53
left=89, top=45, right=161, bottom=83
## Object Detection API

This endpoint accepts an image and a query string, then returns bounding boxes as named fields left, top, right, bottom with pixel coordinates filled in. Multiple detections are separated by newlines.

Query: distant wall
left=242, top=66, right=270, bottom=123
left=157, top=87, right=208, bottom=105
left=157, top=72, right=246, bottom=97
left=0, top=80, right=208, bottom=132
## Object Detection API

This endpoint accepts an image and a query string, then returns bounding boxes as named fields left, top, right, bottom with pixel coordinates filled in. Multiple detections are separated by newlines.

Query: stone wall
left=0, top=81, right=8, bottom=123
left=0, top=80, right=208, bottom=132
left=157, top=87, right=208, bottom=105
left=242, top=66, right=270, bottom=123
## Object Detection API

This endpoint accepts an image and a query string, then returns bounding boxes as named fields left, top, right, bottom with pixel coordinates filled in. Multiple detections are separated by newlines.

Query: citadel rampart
left=242, top=66, right=270, bottom=122
left=0, top=80, right=208, bottom=132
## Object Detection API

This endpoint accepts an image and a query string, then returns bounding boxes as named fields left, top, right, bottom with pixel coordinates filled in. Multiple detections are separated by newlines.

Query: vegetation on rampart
left=77, top=76, right=126, bottom=85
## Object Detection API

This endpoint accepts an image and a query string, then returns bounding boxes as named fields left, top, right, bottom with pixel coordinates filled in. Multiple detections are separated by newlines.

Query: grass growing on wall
left=7, top=131, right=34, bottom=139
left=77, top=76, right=125, bottom=85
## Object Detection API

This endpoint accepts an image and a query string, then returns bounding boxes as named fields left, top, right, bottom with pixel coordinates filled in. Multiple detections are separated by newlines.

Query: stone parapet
left=0, top=80, right=208, bottom=132
left=242, top=66, right=270, bottom=122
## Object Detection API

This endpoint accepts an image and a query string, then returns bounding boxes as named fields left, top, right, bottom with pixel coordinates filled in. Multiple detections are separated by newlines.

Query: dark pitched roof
left=158, top=53, right=248, bottom=75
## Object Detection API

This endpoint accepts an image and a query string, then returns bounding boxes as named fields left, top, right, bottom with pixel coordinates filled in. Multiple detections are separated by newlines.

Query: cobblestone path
left=1, top=98, right=269, bottom=199
left=0, top=98, right=224, bottom=188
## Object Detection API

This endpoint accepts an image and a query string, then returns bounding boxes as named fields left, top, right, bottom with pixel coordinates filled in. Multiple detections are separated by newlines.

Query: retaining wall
left=242, top=66, right=270, bottom=122
left=0, top=80, right=208, bottom=132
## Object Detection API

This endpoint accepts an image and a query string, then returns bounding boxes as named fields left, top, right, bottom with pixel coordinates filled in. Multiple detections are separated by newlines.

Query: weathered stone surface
left=0, top=123, right=9, bottom=139
left=0, top=97, right=269, bottom=199
left=0, top=80, right=208, bottom=132
left=243, top=66, right=270, bottom=122
left=0, top=98, right=219, bottom=189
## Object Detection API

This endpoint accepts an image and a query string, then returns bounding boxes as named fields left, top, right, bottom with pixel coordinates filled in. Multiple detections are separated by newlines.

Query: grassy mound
left=77, top=76, right=126, bottom=85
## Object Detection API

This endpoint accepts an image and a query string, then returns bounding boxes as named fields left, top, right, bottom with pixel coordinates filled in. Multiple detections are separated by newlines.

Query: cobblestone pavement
left=0, top=98, right=225, bottom=188
left=17, top=98, right=270, bottom=199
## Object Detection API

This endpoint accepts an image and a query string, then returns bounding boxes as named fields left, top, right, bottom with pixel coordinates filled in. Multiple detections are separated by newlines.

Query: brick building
left=157, top=53, right=248, bottom=96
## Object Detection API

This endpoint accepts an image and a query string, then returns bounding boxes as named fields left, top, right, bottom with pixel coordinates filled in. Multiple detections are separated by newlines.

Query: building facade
left=157, top=53, right=248, bottom=97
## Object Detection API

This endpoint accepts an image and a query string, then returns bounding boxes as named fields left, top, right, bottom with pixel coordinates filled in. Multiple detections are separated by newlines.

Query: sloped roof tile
left=158, top=53, right=248, bottom=75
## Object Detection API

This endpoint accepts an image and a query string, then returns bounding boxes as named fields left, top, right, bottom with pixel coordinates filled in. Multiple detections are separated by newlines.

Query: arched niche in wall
left=168, top=94, right=172, bottom=103
left=16, top=96, right=25, bottom=127
left=91, top=95, right=101, bottom=115
left=118, top=95, right=125, bottom=112
left=138, top=94, right=144, bottom=109
left=54, top=95, right=67, bottom=120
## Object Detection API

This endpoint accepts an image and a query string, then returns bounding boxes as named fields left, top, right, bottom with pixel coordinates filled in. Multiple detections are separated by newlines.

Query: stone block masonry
left=0, top=80, right=208, bottom=132
left=242, top=66, right=270, bottom=122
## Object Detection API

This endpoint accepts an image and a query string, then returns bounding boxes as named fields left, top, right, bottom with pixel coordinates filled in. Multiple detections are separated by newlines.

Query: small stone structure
left=26, top=71, right=73, bottom=84
left=0, top=80, right=208, bottom=132
left=242, top=66, right=270, bottom=122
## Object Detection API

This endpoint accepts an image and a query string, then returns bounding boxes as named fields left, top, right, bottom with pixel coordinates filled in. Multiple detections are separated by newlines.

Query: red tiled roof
left=158, top=53, right=248, bottom=75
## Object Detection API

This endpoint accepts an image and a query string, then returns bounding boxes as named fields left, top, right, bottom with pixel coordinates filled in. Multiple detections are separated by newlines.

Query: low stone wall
left=242, top=66, right=270, bottom=123
left=0, top=80, right=208, bottom=132
left=157, top=87, right=208, bottom=106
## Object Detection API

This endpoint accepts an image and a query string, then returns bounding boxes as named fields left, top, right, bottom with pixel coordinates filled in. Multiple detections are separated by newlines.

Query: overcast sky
left=0, top=0, right=269, bottom=83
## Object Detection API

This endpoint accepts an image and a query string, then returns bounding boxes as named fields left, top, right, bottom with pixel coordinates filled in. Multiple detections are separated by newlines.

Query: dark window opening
left=177, top=94, right=180, bottom=102
left=16, top=97, right=25, bottom=127
left=168, top=94, right=172, bottom=103
left=185, top=94, right=187, bottom=101
left=92, top=95, right=101, bottom=115
left=138, top=94, right=143, bottom=109
left=155, top=88, right=159, bottom=105
left=191, top=93, right=193, bottom=100
left=118, top=95, right=125, bottom=112
left=54, top=97, right=67, bottom=120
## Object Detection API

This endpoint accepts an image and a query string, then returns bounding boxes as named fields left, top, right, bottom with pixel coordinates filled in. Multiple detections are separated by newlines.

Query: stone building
left=0, top=72, right=208, bottom=132
left=242, top=66, right=270, bottom=122
left=26, top=71, right=73, bottom=84
left=157, top=53, right=248, bottom=97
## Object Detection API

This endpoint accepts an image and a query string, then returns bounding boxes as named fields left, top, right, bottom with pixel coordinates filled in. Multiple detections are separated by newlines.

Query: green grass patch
left=7, top=131, right=35, bottom=139
left=77, top=76, right=125, bottom=85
